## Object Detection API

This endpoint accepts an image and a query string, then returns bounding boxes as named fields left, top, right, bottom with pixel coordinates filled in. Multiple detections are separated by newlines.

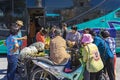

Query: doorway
left=27, top=8, right=45, bottom=45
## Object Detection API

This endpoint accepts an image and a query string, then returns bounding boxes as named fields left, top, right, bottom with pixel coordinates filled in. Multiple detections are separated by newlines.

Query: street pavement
left=0, top=55, right=7, bottom=80
left=116, top=54, right=120, bottom=80
left=0, top=54, right=120, bottom=80
left=0, top=55, right=20, bottom=80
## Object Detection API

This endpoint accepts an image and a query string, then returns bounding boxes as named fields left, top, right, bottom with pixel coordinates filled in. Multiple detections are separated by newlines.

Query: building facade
left=0, top=0, right=120, bottom=30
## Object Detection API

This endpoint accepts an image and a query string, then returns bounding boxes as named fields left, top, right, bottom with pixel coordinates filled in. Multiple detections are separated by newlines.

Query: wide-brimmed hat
left=16, top=20, right=23, bottom=26
left=81, top=34, right=93, bottom=43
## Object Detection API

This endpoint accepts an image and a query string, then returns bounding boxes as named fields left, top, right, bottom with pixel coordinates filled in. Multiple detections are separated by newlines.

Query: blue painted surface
left=75, top=8, right=120, bottom=30
left=0, top=40, right=7, bottom=54
left=46, top=13, right=60, bottom=17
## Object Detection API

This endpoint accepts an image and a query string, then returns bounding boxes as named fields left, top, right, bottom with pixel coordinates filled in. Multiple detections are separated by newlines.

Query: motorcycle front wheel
left=30, top=68, right=56, bottom=80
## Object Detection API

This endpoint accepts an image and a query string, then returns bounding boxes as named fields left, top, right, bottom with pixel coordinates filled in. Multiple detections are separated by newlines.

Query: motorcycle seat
left=34, top=57, right=67, bottom=66
left=37, top=57, right=55, bottom=65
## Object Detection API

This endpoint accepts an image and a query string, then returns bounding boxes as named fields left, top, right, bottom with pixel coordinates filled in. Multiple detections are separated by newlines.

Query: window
left=0, top=0, right=12, bottom=29
left=83, top=18, right=89, bottom=22
left=0, top=9, right=4, bottom=17
left=0, top=0, right=27, bottom=40
left=0, top=0, right=27, bottom=30
left=80, top=2, right=84, bottom=7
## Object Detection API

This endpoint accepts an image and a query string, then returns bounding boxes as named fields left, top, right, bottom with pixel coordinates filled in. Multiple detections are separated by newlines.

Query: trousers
left=7, top=54, right=18, bottom=80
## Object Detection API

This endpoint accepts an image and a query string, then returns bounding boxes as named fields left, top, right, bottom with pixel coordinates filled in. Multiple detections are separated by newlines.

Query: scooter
left=18, top=48, right=107, bottom=80
left=30, top=49, right=85, bottom=80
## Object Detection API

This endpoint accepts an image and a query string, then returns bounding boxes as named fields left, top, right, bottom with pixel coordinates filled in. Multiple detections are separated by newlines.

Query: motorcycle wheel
left=16, top=61, right=28, bottom=80
left=98, top=73, right=107, bottom=80
left=30, top=68, right=56, bottom=80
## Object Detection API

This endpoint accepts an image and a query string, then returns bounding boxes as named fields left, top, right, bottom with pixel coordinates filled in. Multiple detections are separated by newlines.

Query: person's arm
left=12, top=43, right=19, bottom=52
left=16, top=36, right=27, bottom=40
left=76, top=32, right=81, bottom=44
left=66, top=32, right=71, bottom=41
left=82, top=46, right=88, bottom=63
left=11, top=39, right=19, bottom=53
left=36, top=32, right=39, bottom=42
left=4, top=40, right=6, bottom=46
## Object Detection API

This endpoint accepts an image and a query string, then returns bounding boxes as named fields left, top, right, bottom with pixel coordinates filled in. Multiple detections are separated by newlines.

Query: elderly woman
left=81, top=34, right=103, bottom=80
left=50, top=29, right=71, bottom=72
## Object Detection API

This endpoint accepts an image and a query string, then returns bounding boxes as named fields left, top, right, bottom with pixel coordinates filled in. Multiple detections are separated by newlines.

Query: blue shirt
left=17, top=30, right=22, bottom=38
left=5, top=35, right=19, bottom=55
left=15, top=30, right=22, bottom=46
left=93, top=36, right=114, bottom=60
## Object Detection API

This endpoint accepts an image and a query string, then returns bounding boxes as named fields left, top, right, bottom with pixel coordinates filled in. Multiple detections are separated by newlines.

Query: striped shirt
left=105, top=37, right=116, bottom=54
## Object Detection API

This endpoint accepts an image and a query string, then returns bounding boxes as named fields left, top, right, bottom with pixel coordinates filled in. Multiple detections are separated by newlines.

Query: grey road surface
left=0, top=55, right=20, bottom=80
left=0, top=55, right=120, bottom=80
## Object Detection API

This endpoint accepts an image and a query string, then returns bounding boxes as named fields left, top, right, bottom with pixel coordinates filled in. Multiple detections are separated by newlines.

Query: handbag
left=86, top=45, right=104, bottom=72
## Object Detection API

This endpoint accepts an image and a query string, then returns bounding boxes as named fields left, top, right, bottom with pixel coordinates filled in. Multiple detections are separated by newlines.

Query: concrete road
left=0, top=54, right=120, bottom=80
left=116, top=54, right=120, bottom=80
left=0, top=55, right=20, bottom=80
left=0, top=55, right=7, bottom=80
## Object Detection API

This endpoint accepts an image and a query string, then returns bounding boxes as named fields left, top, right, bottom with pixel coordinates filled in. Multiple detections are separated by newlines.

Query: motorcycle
left=18, top=49, right=107, bottom=80
left=30, top=48, right=84, bottom=80
left=31, top=59, right=84, bottom=80
left=29, top=48, right=107, bottom=80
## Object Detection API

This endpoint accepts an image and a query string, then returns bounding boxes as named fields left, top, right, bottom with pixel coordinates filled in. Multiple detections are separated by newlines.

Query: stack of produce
left=20, top=42, right=45, bottom=60
left=30, top=42, right=45, bottom=51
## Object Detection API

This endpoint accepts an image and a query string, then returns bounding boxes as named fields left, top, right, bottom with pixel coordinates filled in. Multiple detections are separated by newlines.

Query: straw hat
left=16, top=20, right=24, bottom=26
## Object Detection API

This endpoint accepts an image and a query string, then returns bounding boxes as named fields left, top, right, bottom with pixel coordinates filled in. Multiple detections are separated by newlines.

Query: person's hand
left=71, top=41, right=76, bottom=45
left=23, top=36, right=27, bottom=40
left=67, top=40, right=73, bottom=48
left=3, top=40, right=6, bottom=46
